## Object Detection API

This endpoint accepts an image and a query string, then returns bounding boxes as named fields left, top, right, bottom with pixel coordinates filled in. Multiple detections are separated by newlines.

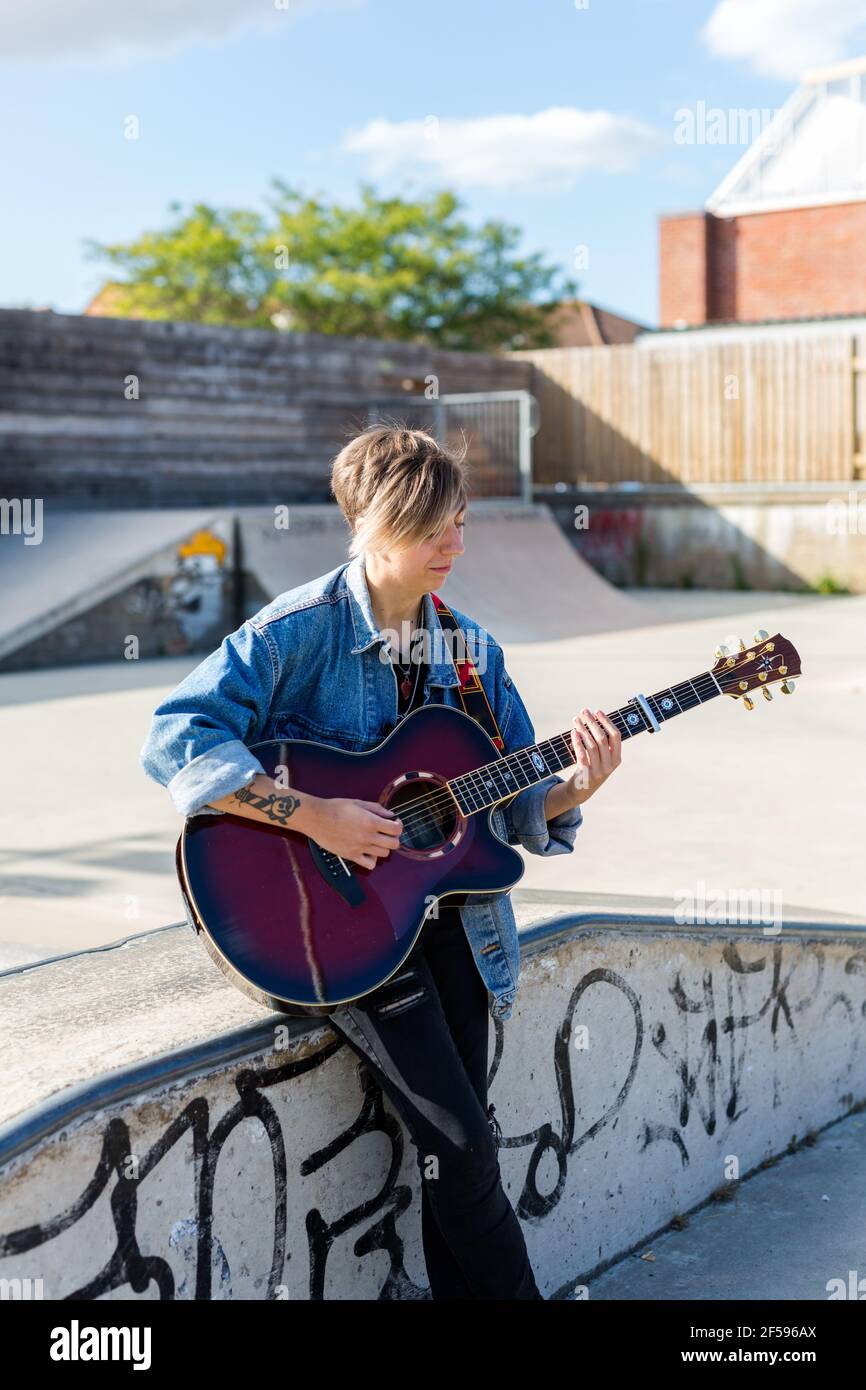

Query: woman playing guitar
left=140, top=425, right=623, bottom=1299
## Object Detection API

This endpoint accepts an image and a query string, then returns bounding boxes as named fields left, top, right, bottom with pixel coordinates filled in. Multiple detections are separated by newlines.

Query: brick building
left=659, top=55, right=866, bottom=328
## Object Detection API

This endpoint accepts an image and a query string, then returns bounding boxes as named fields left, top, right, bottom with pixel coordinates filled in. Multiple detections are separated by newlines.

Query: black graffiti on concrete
left=505, top=945, right=863, bottom=1218
left=510, top=968, right=643, bottom=1222
left=640, top=942, right=866, bottom=1166
left=1, top=944, right=863, bottom=1296
left=302, top=1060, right=422, bottom=1300
left=0, top=1031, right=436, bottom=1301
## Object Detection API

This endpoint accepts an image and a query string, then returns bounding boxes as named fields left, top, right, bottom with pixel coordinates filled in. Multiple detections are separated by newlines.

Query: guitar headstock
left=711, top=630, right=802, bottom=709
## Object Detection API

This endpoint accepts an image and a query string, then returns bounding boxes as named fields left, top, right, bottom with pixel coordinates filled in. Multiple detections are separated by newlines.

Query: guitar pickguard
left=308, top=838, right=366, bottom=907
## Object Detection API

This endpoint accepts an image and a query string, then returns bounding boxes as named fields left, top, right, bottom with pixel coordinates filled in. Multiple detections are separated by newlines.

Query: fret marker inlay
left=446, top=666, right=724, bottom=819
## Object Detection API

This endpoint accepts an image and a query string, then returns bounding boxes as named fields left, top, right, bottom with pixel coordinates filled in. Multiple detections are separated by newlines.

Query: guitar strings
left=383, top=649, right=786, bottom=837
left=388, top=672, right=720, bottom=833
left=383, top=660, right=761, bottom=838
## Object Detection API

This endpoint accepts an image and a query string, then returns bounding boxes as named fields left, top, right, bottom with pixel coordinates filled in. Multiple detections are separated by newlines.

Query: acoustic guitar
left=175, top=629, right=802, bottom=1017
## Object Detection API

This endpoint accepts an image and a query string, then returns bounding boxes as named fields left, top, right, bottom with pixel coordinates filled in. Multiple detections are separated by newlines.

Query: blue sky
left=3, top=0, right=866, bottom=328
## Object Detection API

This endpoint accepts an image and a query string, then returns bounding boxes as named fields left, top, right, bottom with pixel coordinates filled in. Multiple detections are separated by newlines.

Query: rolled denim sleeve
left=139, top=619, right=276, bottom=817
left=488, top=641, right=582, bottom=857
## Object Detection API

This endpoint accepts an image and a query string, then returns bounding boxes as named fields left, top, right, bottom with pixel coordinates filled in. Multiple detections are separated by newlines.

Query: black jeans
left=328, top=906, right=543, bottom=1300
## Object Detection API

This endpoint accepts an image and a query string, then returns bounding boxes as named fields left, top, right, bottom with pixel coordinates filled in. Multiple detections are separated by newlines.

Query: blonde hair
left=330, top=424, right=470, bottom=557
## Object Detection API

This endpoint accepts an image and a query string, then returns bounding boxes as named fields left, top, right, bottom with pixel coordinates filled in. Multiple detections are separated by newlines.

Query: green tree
left=84, top=180, right=577, bottom=350
left=83, top=202, right=275, bottom=326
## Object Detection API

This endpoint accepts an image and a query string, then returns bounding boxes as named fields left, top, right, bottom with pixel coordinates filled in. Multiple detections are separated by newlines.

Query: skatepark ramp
left=1, top=892, right=864, bottom=1300
left=0, top=502, right=654, bottom=672
left=238, top=501, right=653, bottom=643
left=0, top=509, right=234, bottom=673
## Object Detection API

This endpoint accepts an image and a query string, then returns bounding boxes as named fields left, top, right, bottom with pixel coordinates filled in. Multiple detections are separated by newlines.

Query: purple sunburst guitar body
left=178, top=704, right=521, bottom=1018
left=176, top=630, right=802, bottom=1019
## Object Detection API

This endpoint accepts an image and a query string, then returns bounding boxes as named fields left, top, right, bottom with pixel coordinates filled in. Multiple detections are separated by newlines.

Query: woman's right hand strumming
left=210, top=775, right=404, bottom=870
left=295, top=794, right=404, bottom=869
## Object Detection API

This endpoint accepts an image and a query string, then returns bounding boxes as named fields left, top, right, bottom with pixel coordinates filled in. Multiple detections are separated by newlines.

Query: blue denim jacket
left=139, top=553, right=582, bottom=1020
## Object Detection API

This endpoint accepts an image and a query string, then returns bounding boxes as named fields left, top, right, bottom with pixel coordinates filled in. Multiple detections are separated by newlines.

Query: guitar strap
left=430, top=592, right=506, bottom=754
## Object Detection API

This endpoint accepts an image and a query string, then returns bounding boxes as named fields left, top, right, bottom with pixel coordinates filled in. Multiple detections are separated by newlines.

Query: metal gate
left=365, top=390, right=539, bottom=501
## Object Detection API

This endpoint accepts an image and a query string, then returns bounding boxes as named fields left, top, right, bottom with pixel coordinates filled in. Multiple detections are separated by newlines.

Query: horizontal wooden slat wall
left=512, top=333, right=855, bottom=485
left=0, top=311, right=532, bottom=505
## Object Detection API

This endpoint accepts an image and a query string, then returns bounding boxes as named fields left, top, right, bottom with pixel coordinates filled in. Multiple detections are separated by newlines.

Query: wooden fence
left=512, top=332, right=865, bottom=486
left=4, top=311, right=864, bottom=501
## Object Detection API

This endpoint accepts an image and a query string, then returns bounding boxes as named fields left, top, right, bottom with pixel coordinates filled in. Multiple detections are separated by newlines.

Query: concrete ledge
left=537, top=482, right=866, bottom=503
left=1, top=891, right=864, bottom=1299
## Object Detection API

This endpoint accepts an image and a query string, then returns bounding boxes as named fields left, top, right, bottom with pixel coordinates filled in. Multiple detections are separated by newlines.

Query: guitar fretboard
left=448, top=668, right=723, bottom=816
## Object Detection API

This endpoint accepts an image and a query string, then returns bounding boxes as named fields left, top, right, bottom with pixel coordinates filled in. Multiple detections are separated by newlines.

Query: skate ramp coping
left=1, top=891, right=864, bottom=1300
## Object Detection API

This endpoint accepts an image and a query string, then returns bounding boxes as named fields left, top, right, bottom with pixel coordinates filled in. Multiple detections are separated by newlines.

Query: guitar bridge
left=308, top=839, right=366, bottom=907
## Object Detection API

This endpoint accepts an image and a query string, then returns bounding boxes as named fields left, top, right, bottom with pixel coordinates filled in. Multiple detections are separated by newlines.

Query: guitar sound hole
left=386, top=778, right=457, bottom=852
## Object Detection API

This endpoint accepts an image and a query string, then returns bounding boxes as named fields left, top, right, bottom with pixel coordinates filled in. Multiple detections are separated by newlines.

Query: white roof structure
left=706, top=56, right=866, bottom=217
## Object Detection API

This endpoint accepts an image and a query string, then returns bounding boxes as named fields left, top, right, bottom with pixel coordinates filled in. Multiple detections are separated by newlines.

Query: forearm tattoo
left=233, top=785, right=301, bottom=826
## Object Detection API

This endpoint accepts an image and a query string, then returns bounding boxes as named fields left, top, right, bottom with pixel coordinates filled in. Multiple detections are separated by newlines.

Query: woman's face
left=370, top=508, right=466, bottom=594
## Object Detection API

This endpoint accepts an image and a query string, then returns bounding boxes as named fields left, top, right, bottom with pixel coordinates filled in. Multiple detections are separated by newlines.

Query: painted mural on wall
left=124, top=527, right=229, bottom=652
left=168, top=529, right=228, bottom=644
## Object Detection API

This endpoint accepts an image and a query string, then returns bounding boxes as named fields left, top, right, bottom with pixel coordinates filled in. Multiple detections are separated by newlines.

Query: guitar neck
left=448, top=668, right=723, bottom=816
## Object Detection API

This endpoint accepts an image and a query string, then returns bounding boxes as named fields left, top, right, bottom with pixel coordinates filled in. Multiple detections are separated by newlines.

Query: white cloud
left=341, top=108, right=663, bottom=193
left=702, top=0, right=866, bottom=80
left=0, top=0, right=359, bottom=65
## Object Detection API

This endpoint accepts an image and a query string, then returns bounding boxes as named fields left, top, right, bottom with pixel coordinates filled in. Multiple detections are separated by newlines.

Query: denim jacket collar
left=345, top=553, right=460, bottom=688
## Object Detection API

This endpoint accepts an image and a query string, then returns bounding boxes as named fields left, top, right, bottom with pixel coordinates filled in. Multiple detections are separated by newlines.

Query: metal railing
left=365, top=390, right=539, bottom=502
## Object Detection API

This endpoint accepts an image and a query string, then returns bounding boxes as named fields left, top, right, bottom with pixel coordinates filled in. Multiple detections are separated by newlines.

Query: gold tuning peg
left=715, top=643, right=730, bottom=659
left=738, top=639, right=746, bottom=651
left=742, top=695, right=754, bottom=710
left=762, top=686, right=772, bottom=701
left=781, top=680, right=796, bottom=694
left=753, top=628, right=769, bottom=643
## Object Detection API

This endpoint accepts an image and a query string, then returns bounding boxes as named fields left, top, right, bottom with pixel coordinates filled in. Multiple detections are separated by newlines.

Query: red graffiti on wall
left=576, top=508, right=643, bottom=566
